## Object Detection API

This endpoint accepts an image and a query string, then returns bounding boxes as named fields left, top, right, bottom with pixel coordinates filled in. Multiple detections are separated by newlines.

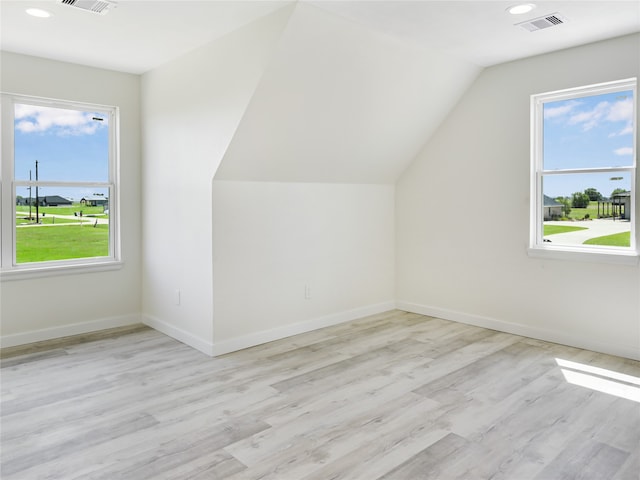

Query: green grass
left=543, top=225, right=588, bottom=235
left=16, top=204, right=107, bottom=217
left=565, top=204, right=599, bottom=220
left=583, top=231, right=631, bottom=247
left=16, top=216, right=82, bottom=226
left=16, top=224, right=109, bottom=263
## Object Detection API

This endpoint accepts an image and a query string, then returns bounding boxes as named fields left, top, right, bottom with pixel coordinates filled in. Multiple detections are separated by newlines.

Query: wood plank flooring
left=1, top=310, right=639, bottom=479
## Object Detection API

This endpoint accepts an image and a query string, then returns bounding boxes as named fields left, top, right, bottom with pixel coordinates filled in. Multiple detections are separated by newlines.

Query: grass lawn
left=16, top=204, right=107, bottom=217
left=566, top=204, right=599, bottom=220
left=16, top=224, right=109, bottom=263
left=16, top=216, right=82, bottom=226
left=543, top=225, right=588, bottom=235
left=583, top=231, right=631, bottom=247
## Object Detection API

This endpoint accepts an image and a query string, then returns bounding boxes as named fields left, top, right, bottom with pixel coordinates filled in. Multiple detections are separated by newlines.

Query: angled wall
left=140, top=6, right=294, bottom=354
left=209, top=3, right=479, bottom=352
left=396, top=34, right=640, bottom=360
left=17, top=0, right=477, bottom=356
left=215, top=2, right=481, bottom=184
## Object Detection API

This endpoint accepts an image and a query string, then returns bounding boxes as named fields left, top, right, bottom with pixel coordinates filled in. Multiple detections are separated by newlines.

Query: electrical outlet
left=175, top=289, right=181, bottom=306
left=304, top=285, right=311, bottom=300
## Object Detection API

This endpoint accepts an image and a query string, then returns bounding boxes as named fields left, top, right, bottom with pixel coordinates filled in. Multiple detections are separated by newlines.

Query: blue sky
left=543, top=89, right=634, bottom=199
left=14, top=103, right=109, bottom=202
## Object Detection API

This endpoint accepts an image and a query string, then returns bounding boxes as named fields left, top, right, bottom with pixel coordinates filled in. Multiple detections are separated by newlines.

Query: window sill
left=528, top=246, right=639, bottom=266
left=1, top=260, right=124, bottom=281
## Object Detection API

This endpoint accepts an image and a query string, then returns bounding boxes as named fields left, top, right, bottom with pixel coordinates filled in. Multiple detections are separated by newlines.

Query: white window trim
left=0, top=93, right=122, bottom=280
left=528, top=78, right=638, bottom=265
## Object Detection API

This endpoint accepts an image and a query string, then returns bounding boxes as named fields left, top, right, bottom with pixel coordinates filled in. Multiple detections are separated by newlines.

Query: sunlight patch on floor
left=556, top=358, right=640, bottom=403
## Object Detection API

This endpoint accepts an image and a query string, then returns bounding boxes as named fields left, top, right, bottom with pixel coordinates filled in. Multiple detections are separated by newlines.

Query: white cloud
left=544, top=100, right=581, bottom=119
left=614, top=147, right=633, bottom=156
left=568, top=101, right=609, bottom=131
left=607, top=98, right=633, bottom=122
left=609, top=123, right=634, bottom=137
left=606, top=98, right=634, bottom=137
left=14, top=104, right=105, bottom=136
left=563, top=97, right=634, bottom=134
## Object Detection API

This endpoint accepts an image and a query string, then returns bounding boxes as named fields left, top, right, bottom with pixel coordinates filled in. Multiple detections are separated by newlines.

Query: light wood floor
left=1, top=310, right=639, bottom=479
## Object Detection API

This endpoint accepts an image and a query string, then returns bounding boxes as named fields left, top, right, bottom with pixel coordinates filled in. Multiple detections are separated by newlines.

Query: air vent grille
left=517, top=13, right=568, bottom=32
left=58, top=0, right=117, bottom=15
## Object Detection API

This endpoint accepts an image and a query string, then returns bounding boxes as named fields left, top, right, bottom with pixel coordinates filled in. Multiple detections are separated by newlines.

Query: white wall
left=396, top=34, right=640, bottom=360
left=209, top=3, right=424, bottom=353
left=0, top=52, right=142, bottom=345
left=211, top=181, right=395, bottom=353
left=140, top=6, right=294, bottom=354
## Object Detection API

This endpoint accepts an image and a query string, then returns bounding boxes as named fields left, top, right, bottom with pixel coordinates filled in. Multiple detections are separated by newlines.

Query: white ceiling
left=309, top=1, right=640, bottom=67
left=0, top=0, right=293, bottom=74
left=1, top=0, right=639, bottom=75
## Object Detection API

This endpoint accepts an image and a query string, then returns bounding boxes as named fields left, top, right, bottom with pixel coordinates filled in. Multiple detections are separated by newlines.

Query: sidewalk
left=16, top=212, right=109, bottom=226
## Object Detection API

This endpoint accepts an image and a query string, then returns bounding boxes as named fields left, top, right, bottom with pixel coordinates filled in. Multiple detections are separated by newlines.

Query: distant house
left=543, top=195, right=564, bottom=220
left=24, top=195, right=72, bottom=206
left=612, top=191, right=631, bottom=220
left=43, top=195, right=73, bottom=206
left=80, top=196, right=109, bottom=207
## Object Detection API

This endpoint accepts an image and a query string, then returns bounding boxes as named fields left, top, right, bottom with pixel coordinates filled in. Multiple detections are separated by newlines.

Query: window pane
left=541, top=173, right=631, bottom=248
left=15, top=186, right=110, bottom=264
left=14, top=104, right=109, bottom=182
left=543, top=172, right=631, bottom=201
left=543, top=90, right=634, bottom=170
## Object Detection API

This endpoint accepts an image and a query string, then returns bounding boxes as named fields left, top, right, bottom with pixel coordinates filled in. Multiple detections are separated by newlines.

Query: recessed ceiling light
left=26, top=8, right=52, bottom=18
left=507, top=3, right=536, bottom=15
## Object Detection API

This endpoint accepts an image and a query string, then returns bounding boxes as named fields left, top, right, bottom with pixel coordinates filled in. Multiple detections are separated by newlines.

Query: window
left=1, top=94, right=120, bottom=277
left=530, top=78, right=637, bottom=263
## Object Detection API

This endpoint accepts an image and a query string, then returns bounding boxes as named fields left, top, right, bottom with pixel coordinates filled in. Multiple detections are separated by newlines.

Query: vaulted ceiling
left=214, top=2, right=481, bottom=183
left=2, top=1, right=638, bottom=184
left=2, top=1, right=638, bottom=74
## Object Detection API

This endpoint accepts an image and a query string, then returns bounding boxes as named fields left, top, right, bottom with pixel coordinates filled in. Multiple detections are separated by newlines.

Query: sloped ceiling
left=214, top=2, right=481, bottom=184
left=0, top=0, right=293, bottom=74
left=2, top=1, right=638, bottom=185
left=2, top=1, right=638, bottom=73
left=307, top=1, right=640, bottom=67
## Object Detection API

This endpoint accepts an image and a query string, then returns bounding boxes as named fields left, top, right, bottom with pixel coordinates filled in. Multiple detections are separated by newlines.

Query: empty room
left=1, top=1, right=639, bottom=478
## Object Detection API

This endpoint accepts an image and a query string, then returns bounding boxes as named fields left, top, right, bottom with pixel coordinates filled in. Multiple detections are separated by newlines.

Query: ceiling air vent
left=57, top=0, right=117, bottom=15
left=517, top=13, right=567, bottom=32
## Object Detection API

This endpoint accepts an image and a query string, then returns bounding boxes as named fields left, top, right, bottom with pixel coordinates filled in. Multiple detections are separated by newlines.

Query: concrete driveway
left=544, top=218, right=631, bottom=245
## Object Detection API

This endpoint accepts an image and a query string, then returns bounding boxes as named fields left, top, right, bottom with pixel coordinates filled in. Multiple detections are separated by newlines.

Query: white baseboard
left=397, top=301, right=640, bottom=361
left=142, top=314, right=215, bottom=356
left=0, top=314, right=142, bottom=348
left=8, top=301, right=632, bottom=361
left=211, top=301, right=397, bottom=356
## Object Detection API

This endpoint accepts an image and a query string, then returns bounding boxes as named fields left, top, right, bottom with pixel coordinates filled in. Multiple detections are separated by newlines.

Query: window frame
left=528, top=78, right=638, bottom=265
left=0, top=93, right=122, bottom=280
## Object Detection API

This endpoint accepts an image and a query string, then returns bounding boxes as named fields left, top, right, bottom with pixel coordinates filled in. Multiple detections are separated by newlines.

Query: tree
left=571, top=191, right=590, bottom=208
left=555, top=197, right=571, bottom=216
left=611, top=188, right=628, bottom=198
left=584, top=188, right=602, bottom=201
